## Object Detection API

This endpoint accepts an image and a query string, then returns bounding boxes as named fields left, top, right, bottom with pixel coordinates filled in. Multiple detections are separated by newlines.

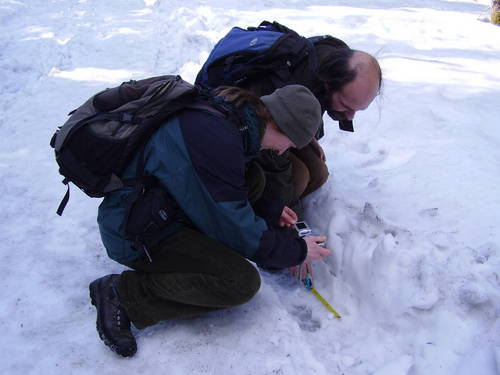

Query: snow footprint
left=290, top=304, right=321, bottom=332
left=359, top=149, right=388, bottom=168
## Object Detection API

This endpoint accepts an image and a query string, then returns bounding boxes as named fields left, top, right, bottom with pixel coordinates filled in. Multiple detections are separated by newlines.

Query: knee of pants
left=310, top=166, right=329, bottom=189
left=290, top=154, right=310, bottom=199
left=231, top=265, right=261, bottom=306
left=303, top=165, right=329, bottom=197
left=293, top=163, right=311, bottom=199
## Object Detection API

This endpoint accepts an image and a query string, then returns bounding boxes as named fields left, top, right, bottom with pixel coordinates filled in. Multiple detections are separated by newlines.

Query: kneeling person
left=90, top=85, right=332, bottom=357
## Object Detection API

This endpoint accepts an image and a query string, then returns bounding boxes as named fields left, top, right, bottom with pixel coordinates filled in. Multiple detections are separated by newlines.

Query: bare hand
left=288, top=261, right=313, bottom=280
left=289, top=236, right=330, bottom=281
left=279, top=206, right=298, bottom=227
left=303, top=236, right=331, bottom=262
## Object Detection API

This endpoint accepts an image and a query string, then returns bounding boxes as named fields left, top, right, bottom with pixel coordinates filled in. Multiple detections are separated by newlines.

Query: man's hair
left=317, top=48, right=357, bottom=92
left=213, top=86, right=273, bottom=124
left=316, top=48, right=383, bottom=95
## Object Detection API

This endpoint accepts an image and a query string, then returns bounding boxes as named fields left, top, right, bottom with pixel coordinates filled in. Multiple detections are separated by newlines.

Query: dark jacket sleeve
left=252, top=195, right=284, bottom=227
left=251, top=231, right=307, bottom=269
left=149, top=109, right=306, bottom=267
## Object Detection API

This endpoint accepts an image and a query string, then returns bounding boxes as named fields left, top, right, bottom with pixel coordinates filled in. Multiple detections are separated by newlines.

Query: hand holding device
left=293, top=220, right=331, bottom=263
left=279, top=206, right=298, bottom=227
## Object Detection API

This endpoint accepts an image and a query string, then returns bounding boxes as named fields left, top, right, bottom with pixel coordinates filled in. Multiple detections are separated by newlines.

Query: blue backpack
left=196, top=21, right=318, bottom=89
left=196, top=21, right=355, bottom=133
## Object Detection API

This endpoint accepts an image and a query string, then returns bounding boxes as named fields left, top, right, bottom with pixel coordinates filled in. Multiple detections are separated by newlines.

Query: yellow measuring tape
left=303, top=274, right=341, bottom=319
left=310, top=287, right=341, bottom=319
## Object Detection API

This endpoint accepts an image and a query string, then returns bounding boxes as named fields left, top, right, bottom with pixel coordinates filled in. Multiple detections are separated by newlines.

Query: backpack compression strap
left=56, top=179, right=70, bottom=216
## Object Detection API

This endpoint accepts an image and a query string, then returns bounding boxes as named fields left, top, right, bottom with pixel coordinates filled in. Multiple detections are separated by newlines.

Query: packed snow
left=1, top=0, right=499, bottom=374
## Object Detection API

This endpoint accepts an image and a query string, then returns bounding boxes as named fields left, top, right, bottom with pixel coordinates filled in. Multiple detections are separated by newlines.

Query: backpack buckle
left=120, top=113, right=134, bottom=123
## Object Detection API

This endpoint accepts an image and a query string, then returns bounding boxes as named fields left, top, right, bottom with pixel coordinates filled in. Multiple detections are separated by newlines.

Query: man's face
left=327, top=73, right=379, bottom=121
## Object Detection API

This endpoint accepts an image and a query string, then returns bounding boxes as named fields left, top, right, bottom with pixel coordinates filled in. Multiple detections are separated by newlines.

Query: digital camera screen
left=296, top=222, right=308, bottom=230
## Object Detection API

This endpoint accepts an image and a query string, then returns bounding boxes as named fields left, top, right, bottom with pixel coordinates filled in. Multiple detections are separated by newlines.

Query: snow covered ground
left=1, top=0, right=499, bottom=374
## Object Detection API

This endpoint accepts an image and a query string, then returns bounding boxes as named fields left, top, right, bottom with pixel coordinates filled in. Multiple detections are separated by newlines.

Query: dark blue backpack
left=196, top=21, right=317, bottom=90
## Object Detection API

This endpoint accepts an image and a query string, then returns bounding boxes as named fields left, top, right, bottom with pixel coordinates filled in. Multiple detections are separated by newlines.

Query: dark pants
left=118, top=227, right=261, bottom=329
left=256, top=149, right=299, bottom=213
left=245, top=160, right=266, bottom=204
left=256, top=146, right=329, bottom=218
left=290, top=145, right=329, bottom=197
left=117, top=163, right=265, bottom=329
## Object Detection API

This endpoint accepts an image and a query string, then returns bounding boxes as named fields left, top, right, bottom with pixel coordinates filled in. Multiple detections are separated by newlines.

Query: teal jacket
left=98, top=106, right=307, bottom=267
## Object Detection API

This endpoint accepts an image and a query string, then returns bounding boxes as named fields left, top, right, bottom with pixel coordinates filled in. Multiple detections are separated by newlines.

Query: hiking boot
left=89, top=274, right=137, bottom=357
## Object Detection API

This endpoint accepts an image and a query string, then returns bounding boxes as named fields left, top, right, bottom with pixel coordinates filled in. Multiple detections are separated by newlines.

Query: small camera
left=294, top=220, right=325, bottom=247
left=294, top=221, right=312, bottom=237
